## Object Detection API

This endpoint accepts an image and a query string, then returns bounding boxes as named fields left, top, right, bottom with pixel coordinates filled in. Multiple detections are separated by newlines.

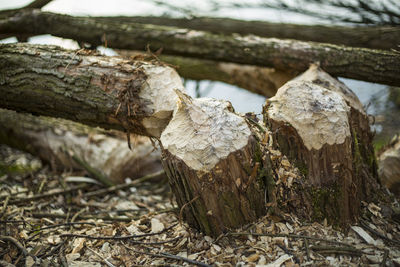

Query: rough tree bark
left=98, top=15, right=400, bottom=50
left=0, top=109, right=162, bottom=184
left=0, top=44, right=382, bottom=236
left=117, top=50, right=294, bottom=97
left=263, top=65, right=379, bottom=226
left=1, top=10, right=399, bottom=86
left=0, top=43, right=184, bottom=138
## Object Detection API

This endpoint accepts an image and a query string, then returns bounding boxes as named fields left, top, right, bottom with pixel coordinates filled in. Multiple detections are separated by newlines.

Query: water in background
left=1, top=0, right=397, bottom=143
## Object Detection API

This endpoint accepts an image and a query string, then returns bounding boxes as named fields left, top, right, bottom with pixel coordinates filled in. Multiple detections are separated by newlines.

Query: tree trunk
left=1, top=10, right=400, bottom=86
left=98, top=15, right=400, bottom=50
left=117, top=50, right=294, bottom=97
left=263, top=64, right=379, bottom=226
left=0, top=109, right=162, bottom=184
left=0, top=43, right=184, bottom=138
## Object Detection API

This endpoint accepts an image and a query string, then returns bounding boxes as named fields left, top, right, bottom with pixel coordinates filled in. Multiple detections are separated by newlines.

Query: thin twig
left=87, top=247, right=116, bottom=267
left=230, top=232, right=355, bottom=248
left=71, top=154, right=114, bottom=187
left=380, top=249, right=389, bottom=267
left=59, top=223, right=178, bottom=240
left=124, top=246, right=212, bottom=267
left=311, top=245, right=363, bottom=256
left=83, top=171, right=165, bottom=198
left=0, top=235, right=29, bottom=257
left=277, top=243, right=300, bottom=264
left=179, top=195, right=199, bottom=226
left=0, top=196, right=10, bottom=219
left=31, top=212, right=135, bottom=222
left=360, top=220, right=400, bottom=246
left=27, top=222, right=96, bottom=234
left=9, top=184, right=88, bottom=205
left=304, top=238, right=310, bottom=261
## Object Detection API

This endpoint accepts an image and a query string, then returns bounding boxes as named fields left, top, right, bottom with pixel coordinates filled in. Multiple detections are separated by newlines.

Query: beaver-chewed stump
left=160, top=65, right=381, bottom=236
left=160, top=90, right=274, bottom=236
left=264, top=65, right=380, bottom=227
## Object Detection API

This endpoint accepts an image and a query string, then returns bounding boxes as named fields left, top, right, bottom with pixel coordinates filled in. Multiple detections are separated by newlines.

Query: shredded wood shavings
left=0, top=144, right=400, bottom=266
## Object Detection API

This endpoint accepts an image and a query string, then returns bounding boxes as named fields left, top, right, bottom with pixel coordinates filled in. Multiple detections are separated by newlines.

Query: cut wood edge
left=264, top=65, right=380, bottom=226
left=0, top=43, right=185, bottom=138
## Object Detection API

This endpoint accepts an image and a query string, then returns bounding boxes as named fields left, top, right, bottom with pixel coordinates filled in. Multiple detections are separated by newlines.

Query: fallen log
left=0, top=109, right=162, bottom=184
left=1, top=10, right=399, bottom=86
left=0, top=43, right=184, bottom=138
left=98, top=15, right=400, bottom=50
left=378, top=135, right=400, bottom=196
left=117, top=50, right=294, bottom=97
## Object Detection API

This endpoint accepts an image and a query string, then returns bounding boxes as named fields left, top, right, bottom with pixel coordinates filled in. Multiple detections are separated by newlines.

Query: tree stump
left=160, top=90, right=274, bottom=236
left=264, top=65, right=380, bottom=227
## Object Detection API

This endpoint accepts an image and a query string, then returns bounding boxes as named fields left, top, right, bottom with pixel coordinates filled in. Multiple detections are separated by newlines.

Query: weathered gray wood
left=1, top=10, right=399, bottom=86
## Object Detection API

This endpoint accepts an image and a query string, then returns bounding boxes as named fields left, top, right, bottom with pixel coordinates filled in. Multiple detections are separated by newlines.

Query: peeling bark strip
left=264, top=65, right=379, bottom=226
left=0, top=43, right=184, bottom=137
left=102, top=16, right=400, bottom=50
left=1, top=10, right=400, bottom=86
left=0, top=109, right=162, bottom=184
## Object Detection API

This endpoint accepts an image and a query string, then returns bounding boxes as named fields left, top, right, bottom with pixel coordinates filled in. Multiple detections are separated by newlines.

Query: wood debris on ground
left=1, top=144, right=400, bottom=267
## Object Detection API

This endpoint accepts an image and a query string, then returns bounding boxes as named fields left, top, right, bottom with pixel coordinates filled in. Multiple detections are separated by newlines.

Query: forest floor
left=1, top=144, right=400, bottom=267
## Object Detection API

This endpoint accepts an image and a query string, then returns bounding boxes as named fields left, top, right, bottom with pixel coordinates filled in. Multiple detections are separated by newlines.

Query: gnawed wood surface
left=264, top=65, right=379, bottom=226
left=160, top=91, right=273, bottom=235
left=0, top=43, right=184, bottom=138
left=0, top=109, right=162, bottom=184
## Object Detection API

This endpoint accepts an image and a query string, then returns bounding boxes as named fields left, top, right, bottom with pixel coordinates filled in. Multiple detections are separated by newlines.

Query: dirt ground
left=1, top=144, right=400, bottom=267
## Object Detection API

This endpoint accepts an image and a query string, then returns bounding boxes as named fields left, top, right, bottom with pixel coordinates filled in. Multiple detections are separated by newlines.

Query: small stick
left=87, top=247, right=116, bottom=267
left=71, top=154, right=114, bottom=187
left=0, top=195, right=10, bottom=219
left=360, top=220, right=400, bottom=246
left=179, top=195, right=199, bottom=226
left=60, top=223, right=178, bottom=240
left=380, top=249, right=389, bottom=267
left=31, top=212, right=135, bottom=222
left=230, top=232, right=355, bottom=248
left=27, top=222, right=96, bottom=234
left=83, top=170, right=165, bottom=198
left=311, top=245, right=363, bottom=255
left=9, top=184, right=87, bottom=205
left=304, top=238, right=310, bottom=260
left=124, top=246, right=212, bottom=267
left=277, top=243, right=300, bottom=264
left=0, top=235, right=29, bottom=257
